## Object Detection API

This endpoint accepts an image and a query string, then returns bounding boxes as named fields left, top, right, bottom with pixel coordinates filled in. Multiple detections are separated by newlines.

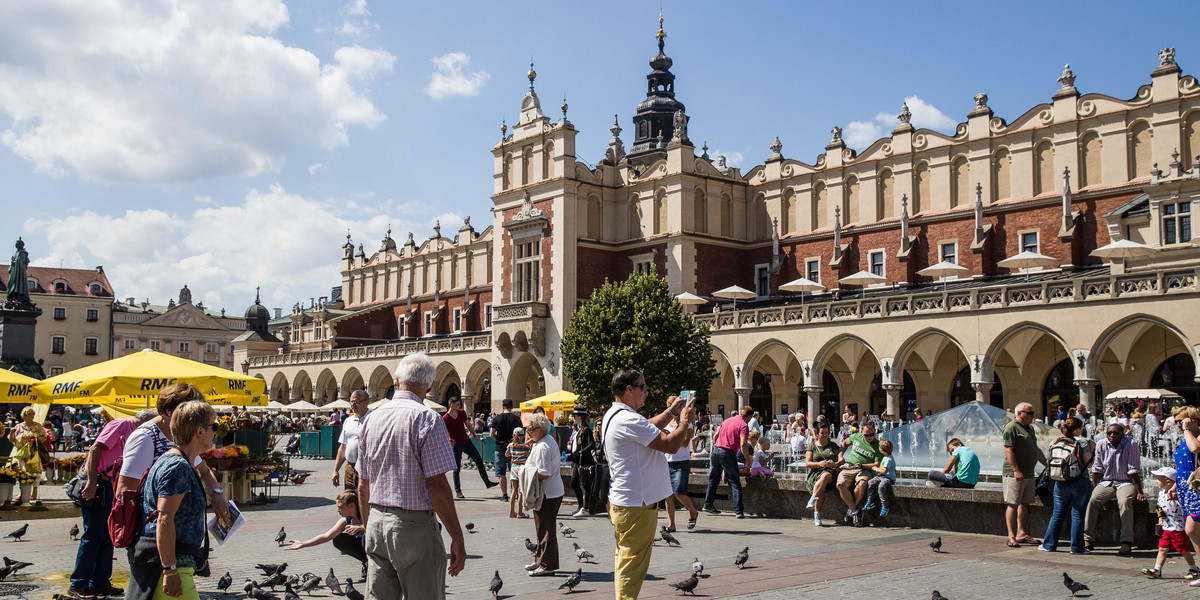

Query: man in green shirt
left=838, top=419, right=881, bottom=525
left=1003, top=402, right=1047, bottom=547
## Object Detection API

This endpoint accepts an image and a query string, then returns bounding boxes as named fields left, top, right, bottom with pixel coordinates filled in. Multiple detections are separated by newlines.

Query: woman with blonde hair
left=8, top=406, right=47, bottom=505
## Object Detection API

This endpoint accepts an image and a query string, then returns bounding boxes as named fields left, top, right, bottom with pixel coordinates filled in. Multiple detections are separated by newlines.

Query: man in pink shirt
left=702, top=406, right=754, bottom=518
left=69, top=409, right=155, bottom=599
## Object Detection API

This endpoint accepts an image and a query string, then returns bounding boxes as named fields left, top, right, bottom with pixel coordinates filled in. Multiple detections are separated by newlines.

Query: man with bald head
left=333, top=389, right=372, bottom=491
left=1003, top=402, right=1047, bottom=546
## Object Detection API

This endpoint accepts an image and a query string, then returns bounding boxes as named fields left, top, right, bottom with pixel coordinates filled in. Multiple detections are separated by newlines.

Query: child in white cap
left=1142, top=466, right=1198, bottom=581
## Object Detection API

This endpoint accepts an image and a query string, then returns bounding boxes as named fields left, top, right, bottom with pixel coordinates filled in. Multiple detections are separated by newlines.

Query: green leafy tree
left=562, top=273, right=717, bottom=415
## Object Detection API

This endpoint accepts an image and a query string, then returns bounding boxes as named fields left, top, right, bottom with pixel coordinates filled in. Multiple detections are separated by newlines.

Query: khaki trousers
left=1083, top=483, right=1137, bottom=544
left=609, top=502, right=658, bottom=600
left=365, top=506, right=445, bottom=599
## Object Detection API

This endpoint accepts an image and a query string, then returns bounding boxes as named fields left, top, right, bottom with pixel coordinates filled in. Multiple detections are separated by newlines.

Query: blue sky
left=0, top=1, right=1194, bottom=312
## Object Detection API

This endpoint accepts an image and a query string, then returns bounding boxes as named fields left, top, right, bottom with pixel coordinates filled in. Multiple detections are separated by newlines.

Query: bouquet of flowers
left=215, top=415, right=234, bottom=439
left=60, top=454, right=87, bottom=469
left=0, top=465, right=17, bottom=484
left=13, top=468, right=39, bottom=485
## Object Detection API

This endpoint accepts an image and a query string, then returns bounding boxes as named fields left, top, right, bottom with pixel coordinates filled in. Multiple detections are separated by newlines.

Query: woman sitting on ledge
left=927, top=438, right=980, bottom=489
left=805, top=423, right=843, bottom=527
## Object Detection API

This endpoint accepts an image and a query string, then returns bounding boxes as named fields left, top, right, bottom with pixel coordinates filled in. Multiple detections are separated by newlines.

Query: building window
left=50, top=366, right=64, bottom=376
left=397, top=316, right=406, bottom=338
left=124, top=339, right=136, bottom=350
left=453, top=308, right=462, bottom=332
left=178, top=341, right=190, bottom=353
left=424, top=311, right=433, bottom=336
left=1021, top=231, right=1039, bottom=254
left=86, top=309, right=99, bottom=322
left=806, top=259, right=821, bottom=284
left=51, top=337, right=65, bottom=354
left=26, top=279, right=36, bottom=291
left=85, top=338, right=98, bottom=356
left=755, top=265, right=770, bottom=297
left=54, top=281, right=66, bottom=293
left=53, top=307, right=66, bottom=320
left=89, top=283, right=102, bottom=295
left=1164, top=201, right=1192, bottom=245
left=869, top=250, right=886, bottom=277
left=513, top=239, right=542, bottom=302
left=206, top=343, right=217, bottom=354
left=940, top=242, right=958, bottom=264
left=149, top=340, right=162, bottom=351
left=485, top=305, right=493, bottom=329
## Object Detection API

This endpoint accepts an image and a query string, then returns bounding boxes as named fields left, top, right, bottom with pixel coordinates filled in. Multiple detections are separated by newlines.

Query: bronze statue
left=5, top=238, right=31, bottom=307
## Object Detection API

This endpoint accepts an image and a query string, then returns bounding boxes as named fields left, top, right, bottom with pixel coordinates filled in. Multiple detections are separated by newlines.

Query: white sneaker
left=813, top=514, right=823, bottom=527
left=573, top=508, right=590, bottom=517
left=806, top=496, right=817, bottom=509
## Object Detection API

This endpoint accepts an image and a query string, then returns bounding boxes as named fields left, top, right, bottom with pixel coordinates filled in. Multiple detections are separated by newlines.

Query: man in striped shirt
left=357, top=353, right=465, bottom=599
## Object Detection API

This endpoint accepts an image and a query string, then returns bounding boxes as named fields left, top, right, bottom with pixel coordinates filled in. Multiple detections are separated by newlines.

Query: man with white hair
left=1003, top=402, right=1048, bottom=547
left=357, top=353, right=465, bottom=599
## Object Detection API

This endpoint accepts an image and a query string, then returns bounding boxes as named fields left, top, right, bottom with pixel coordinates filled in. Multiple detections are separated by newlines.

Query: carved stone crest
left=898, top=102, right=911, bottom=125
left=511, top=191, right=545, bottom=222
left=671, top=109, right=688, bottom=142
left=974, top=93, right=988, bottom=109
left=1160, top=47, right=1177, bottom=67
left=1057, top=63, right=1076, bottom=89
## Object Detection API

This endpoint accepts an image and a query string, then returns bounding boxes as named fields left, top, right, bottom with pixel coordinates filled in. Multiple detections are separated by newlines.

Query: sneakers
left=1186, top=568, right=1200, bottom=581
left=813, top=513, right=823, bottom=527
left=852, top=511, right=865, bottom=528
left=66, top=588, right=95, bottom=600
left=862, top=501, right=877, bottom=511
left=1118, top=543, right=1133, bottom=556
left=735, top=512, right=745, bottom=519
left=1038, top=545, right=1053, bottom=552
left=525, top=563, right=539, bottom=571
left=806, top=495, right=817, bottom=509
left=362, top=562, right=368, bottom=578
left=879, top=505, right=889, bottom=517
left=571, top=508, right=590, bottom=517
left=528, top=567, right=556, bottom=577
left=485, top=480, right=499, bottom=489
left=501, top=494, right=510, bottom=501
left=1069, top=549, right=1091, bottom=555
left=455, top=491, right=465, bottom=499
left=702, top=505, right=721, bottom=515
left=1142, top=567, right=1162, bottom=579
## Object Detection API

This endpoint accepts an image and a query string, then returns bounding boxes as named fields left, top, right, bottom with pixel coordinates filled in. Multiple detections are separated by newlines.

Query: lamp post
left=537, top=374, right=545, bottom=391
left=241, top=359, right=250, bottom=375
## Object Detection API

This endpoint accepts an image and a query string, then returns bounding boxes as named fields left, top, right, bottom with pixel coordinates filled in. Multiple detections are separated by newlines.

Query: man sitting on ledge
left=1084, top=423, right=1144, bottom=554
left=838, top=419, right=881, bottom=527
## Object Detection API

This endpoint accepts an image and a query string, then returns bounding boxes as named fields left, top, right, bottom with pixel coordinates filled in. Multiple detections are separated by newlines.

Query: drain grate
left=0, top=582, right=37, bottom=597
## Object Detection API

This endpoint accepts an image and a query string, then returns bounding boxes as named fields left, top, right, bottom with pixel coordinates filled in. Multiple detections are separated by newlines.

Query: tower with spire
left=627, top=13, right=688, bottom=163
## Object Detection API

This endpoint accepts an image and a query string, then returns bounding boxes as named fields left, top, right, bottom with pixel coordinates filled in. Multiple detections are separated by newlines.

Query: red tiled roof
left=0, top=265, right=113, bottom=297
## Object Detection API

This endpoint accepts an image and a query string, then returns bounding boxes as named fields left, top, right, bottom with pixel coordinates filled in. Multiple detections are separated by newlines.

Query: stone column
left=972, top=382, right=993, bottom=405
left=1074, top=379, right=1099, bottom=413
left=883, top=384, right=903, bottom=418
left=803, top=386, right=822, bottom=427
left=734, top=387, right=751, bottom=411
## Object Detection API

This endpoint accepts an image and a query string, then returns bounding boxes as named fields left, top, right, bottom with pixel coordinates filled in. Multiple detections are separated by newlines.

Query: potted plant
left=0, top=465, right=15, bottom=509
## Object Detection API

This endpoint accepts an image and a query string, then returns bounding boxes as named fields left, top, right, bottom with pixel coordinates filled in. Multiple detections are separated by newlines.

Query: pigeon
left=257, top=563, right=287, bottom=576
left=559, top=568, right=582, bottom=593
left=69, top=524, right=80, bottom=540
left=282, top=583, right=300, bottom=600
left=243, top=579, right=256, bottom=597
left=525, top=538, right=538, bottom=555
left=285, top=574, right=299, bottom=587
left=5, top=524, right=28, bottom=542
left=261, top=572, right=286, bottom=590
left=297, top=576, right=320, bottom=596
left=659, top=526, right=680, bottom=547
left=929, top=537, right=942, bottom=553
left=489, top=569, right=503, bottom=598
left=691, top=558, right=703, bottom=575
left=667, top=573, right=699, bottom=595
left=1063, top=572, right=1089, bottom=597
left=344, top=579, right=363, bottom=600
left=734, top=547, right=749, bottom=569
left=217, top=571, right=232, bottom=592
left=465, top=522, right=475, bottom=534
left=0, top=565, right=14, bottom=582
left=932, top=592, right=949, bottom=600
left=274, top=527, right=287, bottom=546
left=559, top=522, right=575, bottom=538
left=573, top=542, right=594, bottom=563
left=249, top=587, right=278, bottom=600
left=326, top=569, right=343, bottom=595
left=2, top=557, right=32, bottom=576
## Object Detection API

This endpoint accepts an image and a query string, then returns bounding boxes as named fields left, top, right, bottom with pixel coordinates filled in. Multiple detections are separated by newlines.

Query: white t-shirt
left=603, top=403, right=671, bottom=508
left=119, top=421, right=173, bottom=479
left=752, top=450, right=769, bottom=470
left=527, top=436, right=565, bottom=499
left=789, top=433, right=807, bottom=455
left=338, top=410, right=371, bottom=464
left=662, top=424, right=692, bottom=463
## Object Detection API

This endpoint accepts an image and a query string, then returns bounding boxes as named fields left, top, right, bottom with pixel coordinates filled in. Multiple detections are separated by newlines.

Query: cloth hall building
left=241, top=28, right=1200, bottom=426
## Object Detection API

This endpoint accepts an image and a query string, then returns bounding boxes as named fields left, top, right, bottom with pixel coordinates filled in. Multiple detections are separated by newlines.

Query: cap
left=1152, top=466, right=1177, bottom=479
left=501, top=399, right=513, bottom=408
left=572, top=407, right=589, bottom=416
left=513, top=427, right=525, bottom=435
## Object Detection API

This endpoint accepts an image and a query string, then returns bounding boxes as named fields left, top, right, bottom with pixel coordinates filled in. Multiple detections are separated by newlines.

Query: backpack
left=1047, top=437, right=1083, bottom=481
left=108, top=457, right=159, bottom=548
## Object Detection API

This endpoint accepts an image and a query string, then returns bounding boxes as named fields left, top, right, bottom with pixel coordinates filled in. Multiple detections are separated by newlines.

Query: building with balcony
left=112, top=285, right=246, bottom=371
left=247, top=24, right=1200, bottom=425
left=0, top=265, right=114, bottom=375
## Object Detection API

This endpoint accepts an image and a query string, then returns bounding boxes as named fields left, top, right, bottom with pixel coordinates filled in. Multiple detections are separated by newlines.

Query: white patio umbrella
left=712, top=285, right=756, bottom=309
left=778, top=277, right=824, bottom=306
left=674, top=292, right=707, bottom=305
left=368, top=398, right=389, bottom=410
left=997, top=251, right=1057, bottom=281
left=322, top=398, right=352, bottom=410
left=917, top=260, right=971, bottom=291
left=285, top=400, right=320, bottom=412
left=839, top=270, right=888, bottom=287
left=1090, top=239, right=1158, bottom=260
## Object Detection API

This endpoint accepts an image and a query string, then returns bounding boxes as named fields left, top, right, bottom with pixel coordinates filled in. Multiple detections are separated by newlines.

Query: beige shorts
left=1003, top=475, right=1036, bottom=505
left=837, top=467, right=871, bottom=488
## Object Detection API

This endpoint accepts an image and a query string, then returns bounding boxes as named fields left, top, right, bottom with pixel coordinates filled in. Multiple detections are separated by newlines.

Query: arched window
left=521, top=146, right=533, bottom=186
left=1034, top=141, right=1055, bottom=195
left=89, top=283, right=103, bottom=295
left=877, top=170, right=894, bottom=219
left=628, top=197, right=642, bottom=240
left=951, top=156, right=970, bottom=208
left=992, top=148, right=1011, bottom=201
left=913, top=162, right=929, bottom=214
left=780, top=187, right=794, bottom=233
left=720, top=194, right=733, bottom=237
left=1186, top=113, right=1200, bottom=170
left=587, top=196, right=603, bottom=240
left=843, top=175, right=860, bottom=224
left=813, top=182, right=828, bottom=229
left=654, top=190, right=668, bottom=235
left=1080, top=132, right=1102, bottom=188
left=694, top=189, right=708, bottom=234
left=503, top=153, right=513, bottom=190
left=1129, top=121, right=1153, bottom=179
left=543, top=142, right=554, bottom=179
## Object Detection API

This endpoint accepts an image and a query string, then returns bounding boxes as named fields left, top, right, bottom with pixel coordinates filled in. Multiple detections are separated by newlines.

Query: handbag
left=65, top=469, right=95, bottom=508
left=12, top=442, right=31, bottom=462
left=109, top=462, right=159, bottom=548
left=1034, top=469, right=1054, bottom=506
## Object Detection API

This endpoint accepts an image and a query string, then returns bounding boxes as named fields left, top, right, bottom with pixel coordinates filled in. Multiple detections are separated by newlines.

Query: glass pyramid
left=880, top=401, right=1057, bottom=476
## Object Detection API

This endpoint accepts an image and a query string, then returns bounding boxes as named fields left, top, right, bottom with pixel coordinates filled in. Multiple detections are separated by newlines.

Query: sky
left=0, top=1, right=1196, bottom=314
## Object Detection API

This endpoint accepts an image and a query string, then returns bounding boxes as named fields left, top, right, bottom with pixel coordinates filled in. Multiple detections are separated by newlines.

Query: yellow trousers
left=608, top=502, right=658, bottom=600
left=151, top=567, right=200, bottom=600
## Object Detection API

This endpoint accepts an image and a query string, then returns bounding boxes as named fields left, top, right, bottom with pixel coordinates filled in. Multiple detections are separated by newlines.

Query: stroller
left=285, top=434, right=301, bottom=455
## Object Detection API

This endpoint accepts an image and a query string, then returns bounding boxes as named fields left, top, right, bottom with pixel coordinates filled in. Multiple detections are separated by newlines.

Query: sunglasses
left=1018, top=410, right=1034, bottom=415
left=631, top=383, right=648, bottom=392
left=1106, top=431, right=1124, bottom=436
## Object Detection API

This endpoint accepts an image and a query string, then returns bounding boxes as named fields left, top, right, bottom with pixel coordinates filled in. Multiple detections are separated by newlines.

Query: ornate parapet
left=493, top=301, right=550, bottom=357
left=246, top=333, right=492, bottom=368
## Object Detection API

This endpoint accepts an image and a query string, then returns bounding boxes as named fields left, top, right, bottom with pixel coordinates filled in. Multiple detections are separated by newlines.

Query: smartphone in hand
left=680, top=390, right=696, bottom=406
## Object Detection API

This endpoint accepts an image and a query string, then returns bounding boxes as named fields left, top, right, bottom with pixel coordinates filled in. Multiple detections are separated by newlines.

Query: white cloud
left=0, top=0, right=395, bottom=184
left=24, top=184, right=424, bottom=309
left=843, top=95, right=956, bottom=150
left=193, top=195, right=215, bottom=205
left=424, top=53, right=490, bottom=100
left=308, top=163, right=325, bottom=175
left=335, top=0, right=377, bottom=37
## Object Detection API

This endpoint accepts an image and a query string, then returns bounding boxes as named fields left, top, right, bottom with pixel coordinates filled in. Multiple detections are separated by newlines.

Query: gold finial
left=527, top=60, right=536, bottom=91
left=561, top=95, right=568, bottom=119
left=500, top=119, right=507, bottom=137
left=656, top=11, right=666, bottom=45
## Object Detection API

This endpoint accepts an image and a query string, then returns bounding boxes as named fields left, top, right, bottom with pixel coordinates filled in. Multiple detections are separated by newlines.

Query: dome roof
left=244, top=287, right=270, bottom=321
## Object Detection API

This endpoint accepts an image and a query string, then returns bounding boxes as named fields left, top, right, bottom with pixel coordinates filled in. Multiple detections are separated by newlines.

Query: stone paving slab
left=5, top=457, right=1190, bottom=599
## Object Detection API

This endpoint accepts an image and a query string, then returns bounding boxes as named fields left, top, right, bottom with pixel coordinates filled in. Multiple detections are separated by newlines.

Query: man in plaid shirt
left=357, top=353, right=465, bottom=598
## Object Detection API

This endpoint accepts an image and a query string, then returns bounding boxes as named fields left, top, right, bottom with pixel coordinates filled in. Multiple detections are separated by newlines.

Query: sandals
left=1016, top=535, right=1039, bottom=544
left=687, top=515, right=698, bottom=530
left=1006, top=537, right=1020, bottom=548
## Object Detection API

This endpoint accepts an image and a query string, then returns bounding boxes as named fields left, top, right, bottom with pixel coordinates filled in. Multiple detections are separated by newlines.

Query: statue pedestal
left=0, top=303, right=44, bottom=378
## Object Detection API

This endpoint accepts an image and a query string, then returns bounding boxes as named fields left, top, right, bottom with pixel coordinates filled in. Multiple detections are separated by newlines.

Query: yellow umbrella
left=520, top=390, right=578, bottom=412
left=33, top=349, right=266, bottom=407
left=0, top=369, right=38, bottom=404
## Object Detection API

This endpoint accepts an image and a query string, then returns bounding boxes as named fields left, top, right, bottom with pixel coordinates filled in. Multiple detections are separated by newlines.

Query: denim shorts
left=494, top=451, right=510, bottom=478
left=668, top=461, right=691, bottom=495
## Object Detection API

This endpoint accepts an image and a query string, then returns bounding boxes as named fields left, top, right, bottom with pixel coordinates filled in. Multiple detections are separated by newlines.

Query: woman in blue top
left=927, top=438, right=980, bottom=488
left=1174, top=407, right=1200, bottom=558
left=136, top=400, right=217, bottom=600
